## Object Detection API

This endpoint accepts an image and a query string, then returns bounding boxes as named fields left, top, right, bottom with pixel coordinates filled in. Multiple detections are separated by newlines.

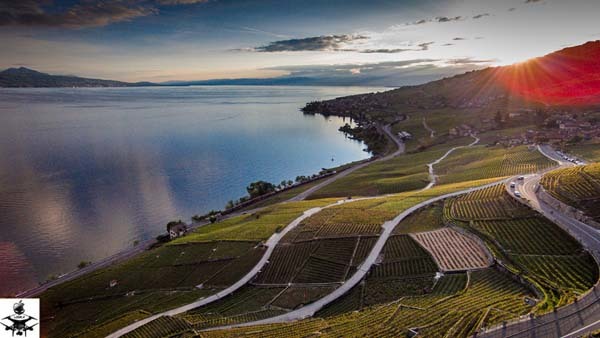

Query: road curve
left=476, top=145, right=600, bottom=338
left=106, top=197, right=374, bottom=338
left=202, top=179, right=505, bottom=332
left=20, top=122, right=406, bottom=298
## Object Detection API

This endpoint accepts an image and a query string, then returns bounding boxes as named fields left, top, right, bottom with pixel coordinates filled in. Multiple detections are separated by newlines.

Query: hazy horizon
left=2, top=0, right=600, bottom=85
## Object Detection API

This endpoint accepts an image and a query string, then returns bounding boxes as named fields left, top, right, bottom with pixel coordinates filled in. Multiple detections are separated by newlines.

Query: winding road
left=203, top=180, right=505, bottom=332
left=476, top=145, right=600, bottom=338
left=422, top=134, right=479, bottom=190
left=19, top=121, right=405, bottom=299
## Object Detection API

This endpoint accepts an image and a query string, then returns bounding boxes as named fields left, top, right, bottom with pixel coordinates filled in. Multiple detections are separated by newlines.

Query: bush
left=77, top=261, right=91, bottom=269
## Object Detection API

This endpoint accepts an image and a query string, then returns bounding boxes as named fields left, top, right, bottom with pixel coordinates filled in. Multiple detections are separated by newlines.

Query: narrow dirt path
left=422, top=135, right=480, bottom=191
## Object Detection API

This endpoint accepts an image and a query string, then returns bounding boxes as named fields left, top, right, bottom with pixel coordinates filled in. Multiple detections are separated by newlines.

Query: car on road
left=517, top=176, right=525, bottom=181
left=510, top=182, right=516, bottom=188
left=514, top=191, right=522, bottom=198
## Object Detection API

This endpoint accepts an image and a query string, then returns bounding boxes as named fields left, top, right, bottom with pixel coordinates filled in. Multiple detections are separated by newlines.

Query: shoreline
left=15, top=112, right=400, bottom=298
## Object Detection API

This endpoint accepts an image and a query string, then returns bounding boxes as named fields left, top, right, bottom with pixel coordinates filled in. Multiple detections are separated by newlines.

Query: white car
left=509, top=182, right=516, bottom=188
left=514, top=191, right=522, bottom=198
left=517, top=176, right=525, bottom=181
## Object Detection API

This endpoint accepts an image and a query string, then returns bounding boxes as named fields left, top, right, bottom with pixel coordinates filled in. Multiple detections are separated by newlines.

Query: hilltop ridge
left=0, top=67, right=157, bottom=88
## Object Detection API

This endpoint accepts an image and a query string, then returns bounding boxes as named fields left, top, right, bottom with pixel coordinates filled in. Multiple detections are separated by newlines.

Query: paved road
left=203, top=179, right=505, bottom=332
left=422, top=135, right=479, bottom=190
left=106, top=198, right=373, bottom=338
left=15, top=208, right=258, bottom=298
left=477, top=145, right=600, bottom=338
left=19, top=122, right=406, bottom=298
left=289, top=122, right=406, bottom=201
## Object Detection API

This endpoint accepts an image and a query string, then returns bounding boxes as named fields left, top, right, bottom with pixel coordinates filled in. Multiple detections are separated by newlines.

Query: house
left=167, top=221, right=188, bottom=239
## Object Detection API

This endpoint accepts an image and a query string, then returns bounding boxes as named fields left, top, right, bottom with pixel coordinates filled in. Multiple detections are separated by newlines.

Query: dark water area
left=0, top=85, right=384, bottom=295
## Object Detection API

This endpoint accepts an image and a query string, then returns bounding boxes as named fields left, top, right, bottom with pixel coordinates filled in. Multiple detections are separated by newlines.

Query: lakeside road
left=14, top=207, right=261, bottom=298
left=477, top=145, right=600, bottom=338
left=16, top=119, right=406, bottom=298
left=288, top=121, right=406, bottom=201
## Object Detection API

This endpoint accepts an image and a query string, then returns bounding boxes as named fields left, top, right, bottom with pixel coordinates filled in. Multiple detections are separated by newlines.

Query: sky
left=1, top=0, right=600, bottom=84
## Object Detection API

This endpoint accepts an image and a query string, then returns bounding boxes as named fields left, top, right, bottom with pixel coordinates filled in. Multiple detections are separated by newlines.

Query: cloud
left=0, top=0, right=209, bottom=28
left=0, top=0, right=156, bottom=28
left=417, top=41, right=434, bottom=50
left=472, top=13, right=490, bottom=19
left=155, top=0, right=208, bottom=4
left=508, top=7, right=516, bottom=11
left=434, top=16, right=462, bottom=23
left=359, top=48, right=412, bottom=54
left=254, top=34, right=368, bottom=52
left=407, top=16, right=463, bottom=25
left=525, top=0, right=543, bottom=3
left=453, top=37, right=466, bottom=41
left=411, top=19, right=428, bottom=25
left=446, top=58, right=495, bottom=65
left=261, top=59, right=485, bottom=86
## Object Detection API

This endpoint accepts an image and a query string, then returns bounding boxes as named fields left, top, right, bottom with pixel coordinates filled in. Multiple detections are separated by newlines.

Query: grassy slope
left=41, top=199, right=335, bottom=337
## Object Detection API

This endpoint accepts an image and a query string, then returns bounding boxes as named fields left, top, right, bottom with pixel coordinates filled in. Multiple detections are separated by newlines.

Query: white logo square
left=0, top=298, right=39, bottom=338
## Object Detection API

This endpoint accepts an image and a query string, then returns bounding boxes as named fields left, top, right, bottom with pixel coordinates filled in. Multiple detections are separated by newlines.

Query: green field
left=436, top=145, right=555, bottom=184
left=306, top=137, right=472, bottom=198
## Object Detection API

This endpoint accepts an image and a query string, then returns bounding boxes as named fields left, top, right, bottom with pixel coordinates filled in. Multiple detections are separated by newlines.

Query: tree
left=287, top=180, right=293, bottom=186
left=225, top=200, right=235, bottom=210
left=246, top=180, right=276, bottom=198
left=280, top=180, right=288, bottom=188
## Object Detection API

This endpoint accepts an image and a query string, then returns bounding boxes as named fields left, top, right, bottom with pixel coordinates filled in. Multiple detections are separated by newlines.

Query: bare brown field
left=410, top=228, right=491, bottom=271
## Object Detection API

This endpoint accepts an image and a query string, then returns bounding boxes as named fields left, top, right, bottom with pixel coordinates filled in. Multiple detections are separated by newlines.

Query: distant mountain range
left=3, top=41, right=600, bottom=106
left=0, top=67, right=156, bottom=88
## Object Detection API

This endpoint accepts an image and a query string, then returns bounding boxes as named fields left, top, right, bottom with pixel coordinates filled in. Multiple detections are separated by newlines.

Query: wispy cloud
left=0, top=0, right=209, bottom=28
left=525, top=0, right=543, bottom=3
left=445, top=58, right=495, bottom=65
left=407, top=15, right=463, bottom=25
left=453, top=37, right=466, bottom=41
left=260, top=58, right=486, bottom=86
left=254, top=34, right=368, bottom=52
left=472, top=13, right=490, bottom=19
left=359, top=48, right=412, bottom=54
left=417, top=41, right=435, bottom=51
left=155, top=0, right=208, bottom=4
left=435, top=16, right=463, bottom=23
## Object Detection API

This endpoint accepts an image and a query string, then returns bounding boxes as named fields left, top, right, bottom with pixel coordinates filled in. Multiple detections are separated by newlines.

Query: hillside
left=0, top=67, right=156, bottom=88
left=303, top=41, right=600, bottom=120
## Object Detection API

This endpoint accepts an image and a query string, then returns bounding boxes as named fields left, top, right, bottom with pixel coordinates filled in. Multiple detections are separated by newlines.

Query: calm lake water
left=0, top=86, right=382, bottom=296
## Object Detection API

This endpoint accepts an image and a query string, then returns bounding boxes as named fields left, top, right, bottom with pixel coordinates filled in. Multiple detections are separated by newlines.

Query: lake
left=0, top=86, right=383, bottom=296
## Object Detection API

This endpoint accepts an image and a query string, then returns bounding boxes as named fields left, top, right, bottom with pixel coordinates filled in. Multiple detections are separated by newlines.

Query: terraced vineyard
left=540, top=163, right=600, bottom=222
left=436, top=145, right=555, bottom=184
left=411, top=228, right=491, bottom=271
left=40, top=199, right=335, bottom=338
left=447, top=184, right=535, bottom=221
left=200, top=269, right=533, bottom=338
left=445, top=184, right=599, bottom=310
left=306, top=138, right=472, bottom=198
